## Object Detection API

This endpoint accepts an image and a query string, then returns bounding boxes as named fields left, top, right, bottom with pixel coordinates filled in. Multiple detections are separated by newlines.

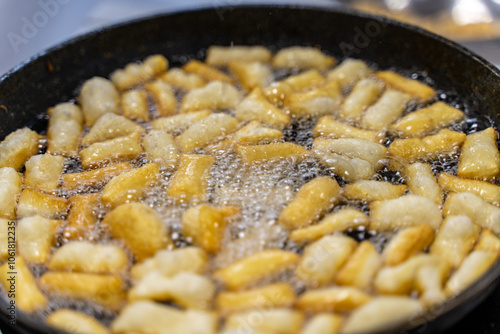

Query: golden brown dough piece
left=78, top=77, right=119, bottom=126
left=0, top=257, right=48, bottom=312
left=214, top=249, right=300, bottom=290
left=0, top=167, right=22, bottom=219
left=0, top=127, right=40, bottom=170
left=167, top=154, right=214, bottom=203
left=46, top=309, right=110, bottom=334
left=101, top=163, right=160, bottom=207
left=47, top=103, right=83, bottom=157
left=457, top=127, right=500, bottom=180
left=182, top=204, right=240, bottom=253
left=278, top=176, right=342, bottom=229
left=101, top=202, right=171, bottom=261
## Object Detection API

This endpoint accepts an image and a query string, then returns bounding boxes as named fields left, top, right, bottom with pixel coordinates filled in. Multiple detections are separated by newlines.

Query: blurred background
left=0, top=0, right=499, bottom=76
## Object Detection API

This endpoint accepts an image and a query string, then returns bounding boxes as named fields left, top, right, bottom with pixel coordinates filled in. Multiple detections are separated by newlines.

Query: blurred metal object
left=452, top=0, right=494, bottom=25
left=348, top=0, right=500, bottom=41
left=378, top=0, right=500, bottom=22
left=489, top=0, right=500, bottom=14
left=408, top=0, right=453, bottom=16
left=383, top=0, right=412, bottom=11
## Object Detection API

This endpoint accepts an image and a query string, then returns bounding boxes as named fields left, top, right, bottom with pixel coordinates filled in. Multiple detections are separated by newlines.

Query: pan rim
left=1, top=3, right=499, bottom=81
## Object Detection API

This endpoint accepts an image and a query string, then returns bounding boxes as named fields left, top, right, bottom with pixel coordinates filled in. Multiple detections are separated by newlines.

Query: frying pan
left=0, top=5, right=499, bottom=334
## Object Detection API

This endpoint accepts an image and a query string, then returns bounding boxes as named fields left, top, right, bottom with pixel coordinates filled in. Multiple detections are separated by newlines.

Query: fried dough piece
left=442, top=192, right=500, bottom=234
left=278, top=177, right=342, bottom=229
left=111, top=301, right=217, bottom=334
left=78, top=77, right=119, bottom=126
left=0, top=127, right=40, bottom=170
left=370, top=195, right=442, bottom=230
left=46, top=309, right=110, bottom=334
left=18, top=215, right=62, bottom=264
left=0, top=257, right=48, bottom=312
left=273, top=46, right=335, bottom=70
left=216, top=282, right=296, bottom=314
left=39, top=272, right=126, bottom=310
left=430, top=215, right=480, bottom=268
left=438, top=172, right=500, bottom=204
left=24, top=154, right=64, bottom=192
left=0, top=167, right=22, bottom=219
left=290, top=208, right=369, bottom=243
left=47, top=103, right=83, bottom=157
left=207, top=46, right=272, bottom=66
left=457, top=127, right=500, bottom=180
left=101, top=202, right=171, bottom=261
left=81, top=113, right=145, bottom=146
left=342, top=296, right=423, bottom=334
left=404, top=162, right=442, bottom=205
left=376, top=70, right=436, bottom=102
left=224, top=308, right=304, bottom=334
left=110, top=54, right=168, bottom=90
left=48, top=241, right=129, bottom=274
left=327, top=59, right=373, bottom=89
left=297, top=286, right=371, bottom=312
left=166, top=154, right=214, bottom=203
left=214, top=250, right=300, bottom=290
left=336, top=241, right=383, bottom=289
left=390, top=102, right=464, bottom=138
left=101, top=163, right=160, bottom=207
left=383, top=224, right=435, bottom=266
left=182, top=204, right=240, bottom=253
left=296, top=235, right=356, bottom=286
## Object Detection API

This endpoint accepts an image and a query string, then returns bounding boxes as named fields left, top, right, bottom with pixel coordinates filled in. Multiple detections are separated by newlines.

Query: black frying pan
left=0, top=5, right=499, bottom=334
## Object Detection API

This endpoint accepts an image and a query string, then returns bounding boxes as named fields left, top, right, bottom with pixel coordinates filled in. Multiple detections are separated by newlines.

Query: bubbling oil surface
left=9, top=58, right=499, bottom=330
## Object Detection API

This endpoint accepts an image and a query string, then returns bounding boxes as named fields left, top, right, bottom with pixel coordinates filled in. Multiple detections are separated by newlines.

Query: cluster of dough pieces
left=0, top=45, right=499, bottom=334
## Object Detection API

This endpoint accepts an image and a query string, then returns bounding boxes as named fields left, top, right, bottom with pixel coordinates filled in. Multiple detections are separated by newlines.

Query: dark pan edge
left=2, top=3, right=499, bottom=84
